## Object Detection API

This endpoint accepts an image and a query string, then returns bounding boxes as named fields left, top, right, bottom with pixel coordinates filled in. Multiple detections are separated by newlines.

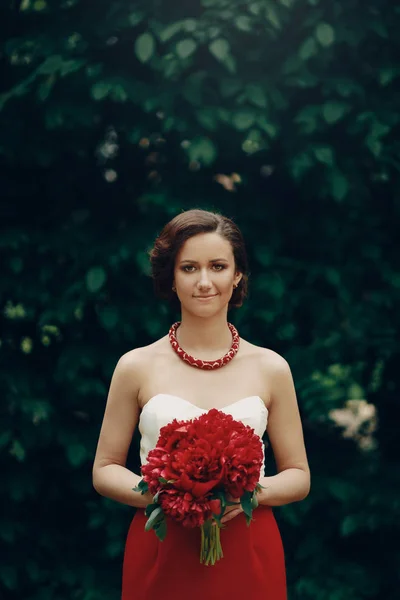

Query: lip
left=194, top=294, right=218, bottom=299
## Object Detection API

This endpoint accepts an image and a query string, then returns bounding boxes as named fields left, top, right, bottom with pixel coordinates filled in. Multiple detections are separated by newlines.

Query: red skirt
left=122, top=505, right=286, bottom=599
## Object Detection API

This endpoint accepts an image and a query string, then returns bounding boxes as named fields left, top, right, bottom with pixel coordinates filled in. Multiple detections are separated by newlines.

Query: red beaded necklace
left=168, top=322, right=240, bottom=370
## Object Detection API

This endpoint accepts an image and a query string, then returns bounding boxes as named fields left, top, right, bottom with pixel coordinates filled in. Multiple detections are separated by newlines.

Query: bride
left=92, top=208, right=310, bottom=599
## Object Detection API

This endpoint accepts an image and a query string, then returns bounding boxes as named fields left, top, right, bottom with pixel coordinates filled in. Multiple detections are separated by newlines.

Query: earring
left=172, top=285, right=176, bottom=292
left=233, top=283, right=238, bottom=289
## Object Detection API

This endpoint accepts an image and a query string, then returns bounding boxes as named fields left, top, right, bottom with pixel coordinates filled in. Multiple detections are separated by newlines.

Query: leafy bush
left=1, top=1, right=399, bottom=598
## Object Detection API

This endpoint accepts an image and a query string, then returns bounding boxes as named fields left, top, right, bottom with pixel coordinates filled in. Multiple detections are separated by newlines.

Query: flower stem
left=200, top=520, right=224, bottom=566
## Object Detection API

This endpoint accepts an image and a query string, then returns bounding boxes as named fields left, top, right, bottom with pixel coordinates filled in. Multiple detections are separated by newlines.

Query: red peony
left=159, top=488, right=212, bottom=528
left=135, top=409, right=264, bottom=565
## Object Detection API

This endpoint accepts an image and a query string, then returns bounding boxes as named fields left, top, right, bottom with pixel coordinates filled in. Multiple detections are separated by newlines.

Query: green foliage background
left=1, top=0, right=399, bottom=598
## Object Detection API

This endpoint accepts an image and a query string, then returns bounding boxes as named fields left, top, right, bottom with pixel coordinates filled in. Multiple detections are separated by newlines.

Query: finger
left=221, top=509, right=242, bottom=524
left=222, top=510, right=240, bottom=523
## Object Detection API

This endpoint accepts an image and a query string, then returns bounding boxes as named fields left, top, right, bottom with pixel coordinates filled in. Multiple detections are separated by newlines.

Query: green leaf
left=176, top=39, right=197, bottom=59
left=242, top=128, right=266, bottom=154
left=232, top=110, right=256, bottom=131
left=66, top=443, right=87, bottom=467
left=340, top=515, right=358, bottom=536
left=330, top=170, right=349, bottom=201
left=37, top=76, right=56, bottom=102
left=370, top=121, right=390, bottom=139
left=313, top=145, right=335, bottom=166
left=145, top=506, right=163, bottom=531
left=322, top=102, right=350, bottom=124
left=235, top=16, right=252, bottom=32
left=249, top=3, right=261, bottom=15
left=246, top=84, right=268, bottom=108
left=265, top=5, right=281, bottom=29
left=196, top=109, right=217, bottom=130
left=135, top=33, right=155, bottom=63
left=0, top=566, right=17, bottom=590
left=134, top=479, right=148, bottom=494
left=110, top=84, right=128, bottom=103
left=240, top=491, right=253, bottom=518
left=257, top=116, right=277, bottom=138
left=86, top=267, right=107, bottom=292
left=251, top=491, right=259, bottom=509
left=187, top=136, right=217, bottom=165
left=37, top=55, right=63, bottom=75
left=128, top=11, right=145, bottom=26
left=153, top=517, right=167, bottom=541
left=379, top=67, right=400, bottom=86
left=59, top=59, right=85, bottom=77
left=209, top=38, right=236, bottom=70
left=366, top=137, right=382, bottom=157
left=144, top=502, right=160, bottom=517
left=183, top=19, right=197, bottom=32
left=219, top=78, right=242, bottom=98
left=97, top=306, right=118, bottom=330
left=315, top=23, right=335, bottom=47
left=0, top=431, right=12, bottom=448
left=91, top=82, right=111, bottom=101
left=159, top=21, right=182, bottom=42
left=10, top=439, right=25, bottom=461
left=222, top=55, right=237, bottom=74
left=294, top=105, right=319, bottom=134
left=290, top=152, right=314, bottom=180
left=299, top=38, right=318, bottom=61
left=209, top=38, right=230, bottom=61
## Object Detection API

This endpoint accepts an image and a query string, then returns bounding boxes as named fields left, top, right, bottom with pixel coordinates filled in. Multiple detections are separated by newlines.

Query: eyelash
left=181, top=264, right=227, bottom=273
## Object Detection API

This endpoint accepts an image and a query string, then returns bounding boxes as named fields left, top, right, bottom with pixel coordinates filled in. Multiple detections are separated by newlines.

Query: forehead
left=177, top=232, right=234, bottom=261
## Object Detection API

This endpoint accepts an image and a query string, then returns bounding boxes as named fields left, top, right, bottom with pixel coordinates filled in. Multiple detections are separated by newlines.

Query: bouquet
left=134, top=408, right=264, bottom=565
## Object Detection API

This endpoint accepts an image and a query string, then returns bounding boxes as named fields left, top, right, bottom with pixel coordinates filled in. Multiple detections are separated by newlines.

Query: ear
left=234, top=272, right=243, bottom=287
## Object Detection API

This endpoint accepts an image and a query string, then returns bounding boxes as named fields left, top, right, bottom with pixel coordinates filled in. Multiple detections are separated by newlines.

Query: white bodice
left=138, top=394, right=268, bottom=471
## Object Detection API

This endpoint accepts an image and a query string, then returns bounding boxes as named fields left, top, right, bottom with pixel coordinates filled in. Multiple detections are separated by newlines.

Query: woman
left=92, top=209, right=310, bottom=599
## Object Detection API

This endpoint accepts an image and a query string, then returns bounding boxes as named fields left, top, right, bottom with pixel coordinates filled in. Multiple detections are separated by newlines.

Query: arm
left=257, top=355, right=310, bottom=506
left=92, top=352, right=152, bottom=508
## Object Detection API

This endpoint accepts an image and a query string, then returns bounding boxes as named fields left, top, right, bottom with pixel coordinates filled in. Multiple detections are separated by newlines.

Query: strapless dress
left=122, top=394, right=286, bottom=600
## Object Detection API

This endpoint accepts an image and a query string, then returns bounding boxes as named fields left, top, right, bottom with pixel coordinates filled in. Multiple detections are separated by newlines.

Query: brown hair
left=149, top=209, right=248, bottom=308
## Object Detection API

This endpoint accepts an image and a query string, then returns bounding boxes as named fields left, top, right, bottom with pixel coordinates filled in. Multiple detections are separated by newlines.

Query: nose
left=197, top=268, right=212, bottom=290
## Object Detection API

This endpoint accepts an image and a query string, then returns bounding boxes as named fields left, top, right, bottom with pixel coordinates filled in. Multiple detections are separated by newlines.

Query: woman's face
left=173, top=232, right=242, bottom=316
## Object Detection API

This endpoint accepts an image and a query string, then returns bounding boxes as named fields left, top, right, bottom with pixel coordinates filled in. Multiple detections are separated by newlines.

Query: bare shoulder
left=115, top=336, right=169, bottom=377
left=240, top=338, right=291, bottom=377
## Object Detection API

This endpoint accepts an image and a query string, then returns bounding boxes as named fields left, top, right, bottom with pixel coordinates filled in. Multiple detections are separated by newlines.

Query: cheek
left=218, top=272, right=236, bottom=291
left=175, top=272, right=192, bottom=290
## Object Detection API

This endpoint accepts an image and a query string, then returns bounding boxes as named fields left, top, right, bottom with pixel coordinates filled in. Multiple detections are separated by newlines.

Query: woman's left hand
left=220, top=495, right=243, bottom=525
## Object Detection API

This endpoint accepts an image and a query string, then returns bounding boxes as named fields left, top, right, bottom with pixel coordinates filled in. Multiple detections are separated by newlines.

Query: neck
left=176, top=310, right=233, bottom=356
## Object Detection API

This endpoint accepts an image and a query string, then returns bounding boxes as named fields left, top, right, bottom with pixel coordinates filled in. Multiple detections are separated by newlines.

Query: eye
left=180, top=264, right=227, bottom=272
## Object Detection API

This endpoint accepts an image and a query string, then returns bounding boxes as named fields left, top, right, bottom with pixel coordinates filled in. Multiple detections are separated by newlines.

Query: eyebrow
left=179, top=258, right=229, bottom=264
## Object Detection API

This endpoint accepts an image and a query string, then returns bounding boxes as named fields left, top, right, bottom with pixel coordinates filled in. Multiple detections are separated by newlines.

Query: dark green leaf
left=232, top=111, right=256, bottom=131
left=176, top=39, right=197, bottom=59
left=322, top=102, right=350, bottom=124
left=153, top=517, right=167, bottom=541
left=86, top=267, right=107, bottom=293
left=240, top=491, right=253, bottom=518
left=246, top=84, right=268, bottom=108
left=316, top=23, right=335, bottom=47
left=209, top=39, right=230, bottom=61
left=135, top=33, right=155, bottom=63
left=145, top=506, right=163, bottom=530
left=144, top=502, right=160, bottom=518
